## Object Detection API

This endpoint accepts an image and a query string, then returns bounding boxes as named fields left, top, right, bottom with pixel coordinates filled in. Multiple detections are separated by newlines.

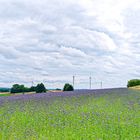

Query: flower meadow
left=0, top=88, right=140, bottom=140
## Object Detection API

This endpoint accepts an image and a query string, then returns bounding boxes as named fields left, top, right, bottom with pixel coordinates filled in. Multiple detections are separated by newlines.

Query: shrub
left=63, top=83, right=74, bottom=91
left=127, top=79, right=140, bottom=87
left=36, top=83, right=46, bottom=93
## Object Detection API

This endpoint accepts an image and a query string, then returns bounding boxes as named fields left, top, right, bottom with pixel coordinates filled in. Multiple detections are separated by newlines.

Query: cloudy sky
left=0, top=0, right=140, bottom=89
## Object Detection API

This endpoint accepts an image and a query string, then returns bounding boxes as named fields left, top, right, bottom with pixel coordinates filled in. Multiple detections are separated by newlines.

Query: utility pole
left=73, top=76, right=75, bottom=88
left=101, top=81, right=102, bottom=89
left=89, top=76, right=92, bottom=89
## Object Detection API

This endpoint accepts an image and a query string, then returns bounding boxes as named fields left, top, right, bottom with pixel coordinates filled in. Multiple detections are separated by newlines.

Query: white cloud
left=0, top=0, right=140, bottom=88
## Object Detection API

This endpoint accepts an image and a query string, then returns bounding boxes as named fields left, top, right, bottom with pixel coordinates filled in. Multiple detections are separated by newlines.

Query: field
left=0, top=90, right=62, bottom=97
left=0, top=88, right=140, bottom=140
left=0, top=93, right=9, bottom=97
left=129, top=85, right=140, bottom=90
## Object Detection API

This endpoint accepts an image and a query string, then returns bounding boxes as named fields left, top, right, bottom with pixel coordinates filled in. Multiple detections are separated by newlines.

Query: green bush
left=11, top=84, right=29, bottom=93
left=63, top=83, right=74, bottom=91
left=36, top=83, right=46, bottom=93
left=127, top=79, right=140, bottom=87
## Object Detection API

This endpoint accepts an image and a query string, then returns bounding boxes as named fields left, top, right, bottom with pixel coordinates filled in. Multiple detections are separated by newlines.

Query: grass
left=0, top=91, right=140, bottom=140
left=0, top=94, right=9, bottom=97
left=0, top=92, right=10, bottom=97
left=0, top=92, right=36, bottom=97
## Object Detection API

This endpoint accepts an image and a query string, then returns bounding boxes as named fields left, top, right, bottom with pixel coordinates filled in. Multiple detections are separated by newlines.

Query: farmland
left=0, top=88, right=140, bottom=140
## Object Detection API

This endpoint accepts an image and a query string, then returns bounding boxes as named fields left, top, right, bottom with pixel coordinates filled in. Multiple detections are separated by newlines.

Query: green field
left=0, top=92, right=36, bottom=97
left=0, top=93, right=9, bottom=97
left=0, top=90, right=140, bottom=140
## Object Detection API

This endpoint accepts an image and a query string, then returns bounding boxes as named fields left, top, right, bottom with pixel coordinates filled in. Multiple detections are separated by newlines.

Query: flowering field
left=0, top=88, right=140, bottom=140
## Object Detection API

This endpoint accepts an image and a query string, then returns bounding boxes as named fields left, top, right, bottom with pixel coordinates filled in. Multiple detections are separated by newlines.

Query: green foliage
left=127, top=79, right=140, bottom=87
left=63, top=83, right=74, bottom=91
left=10, top=83, right=47, bottom=94
left=30, top=86, right=36, bottom=92
left=11, top=84, right=27, bottom=93
left=11, top=84, right=33, bottom=94
left=36, top=83, right=46, bottom=93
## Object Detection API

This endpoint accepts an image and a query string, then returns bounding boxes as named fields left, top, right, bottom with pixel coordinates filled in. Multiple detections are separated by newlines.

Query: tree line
left=11, top=83, right=46, bottom=93
left=127, top=79, right=140, bottom=87
left=0, top=88, right=10, bottom=92
left=10, top=83, right=74, bottom=94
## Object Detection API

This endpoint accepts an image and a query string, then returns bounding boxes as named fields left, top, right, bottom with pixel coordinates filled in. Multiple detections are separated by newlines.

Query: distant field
left=0, top=92, right=10, bottom=96
left=129, top=85, right=140, bottom=90
left=0, top=88, right=140, bottom=140
left=0, top=92, right=36, bottom=96
left=0, top=90, right=62, bottom=96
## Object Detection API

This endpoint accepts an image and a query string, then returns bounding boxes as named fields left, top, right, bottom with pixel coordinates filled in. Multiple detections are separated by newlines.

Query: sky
left=0, top=0, right=140, bottom=89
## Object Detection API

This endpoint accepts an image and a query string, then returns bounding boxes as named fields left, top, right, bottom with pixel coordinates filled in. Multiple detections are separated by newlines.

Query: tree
left=127, top=79, right=140, bottom=87
left=11, top=84, right=26, bottom=93
left=30, top=86, right=36, bottom=92
left=11, top=84, right=33, bottom=94
left=36, top=83, right=46, bottom=93
left=63, top=83, right=74, bottom=91
left=10, top=83, right=47, bottom=94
